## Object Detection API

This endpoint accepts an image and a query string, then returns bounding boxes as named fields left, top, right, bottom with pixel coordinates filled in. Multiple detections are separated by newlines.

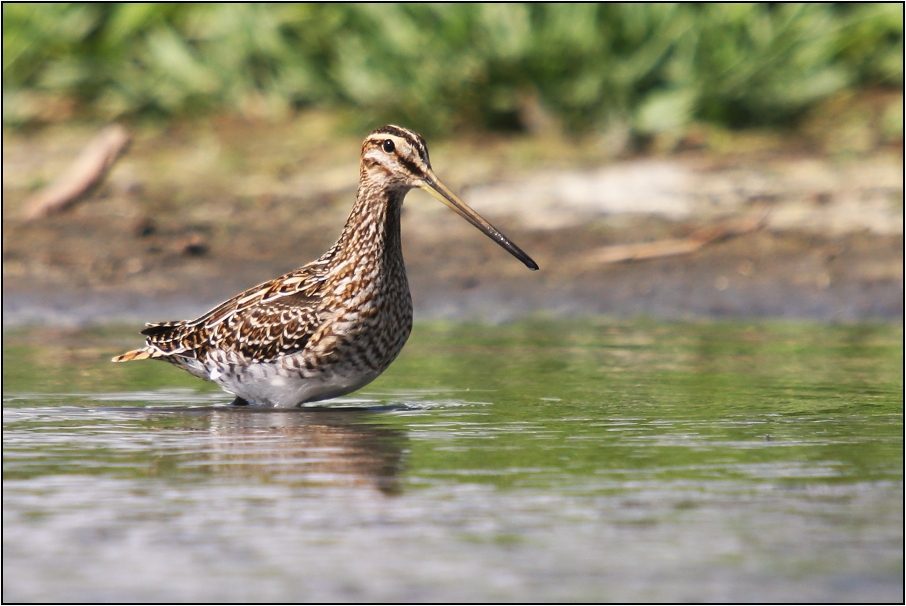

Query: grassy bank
left=4, top=4, right=902, bottom=135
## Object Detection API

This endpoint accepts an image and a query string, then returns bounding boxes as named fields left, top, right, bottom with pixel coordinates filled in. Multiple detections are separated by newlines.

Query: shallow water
left=3, top=320, right=903, bottom=602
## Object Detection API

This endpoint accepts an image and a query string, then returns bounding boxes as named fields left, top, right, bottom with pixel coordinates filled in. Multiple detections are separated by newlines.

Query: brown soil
left=3, top=115, right=902, bottom=325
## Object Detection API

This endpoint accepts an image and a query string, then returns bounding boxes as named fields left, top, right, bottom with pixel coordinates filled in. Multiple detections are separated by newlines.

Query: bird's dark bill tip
left=514, top=253, right=539, bottom=271
left=510, top=246, right=539, bottom=271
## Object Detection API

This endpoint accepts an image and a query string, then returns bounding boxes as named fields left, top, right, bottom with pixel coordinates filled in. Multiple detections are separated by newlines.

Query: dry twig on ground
left=21, top=124, right=131, bottom=221
left=589, top=208, right=771, bottom=264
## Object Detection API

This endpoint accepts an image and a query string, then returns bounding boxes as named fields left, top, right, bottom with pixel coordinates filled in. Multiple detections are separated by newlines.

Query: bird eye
left=382, top=139, right=395, bottom=153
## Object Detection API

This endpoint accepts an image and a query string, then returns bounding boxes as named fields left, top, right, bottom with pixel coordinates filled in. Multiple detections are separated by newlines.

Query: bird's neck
left=325, top=183, right=407, bottom=274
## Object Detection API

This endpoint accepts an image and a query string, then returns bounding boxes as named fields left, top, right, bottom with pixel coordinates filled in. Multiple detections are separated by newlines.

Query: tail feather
left=114, top=318, right=196, bottom=363
left=141, top=321, right=183, bottom=337
left=111, top=349, right=154, bottom=363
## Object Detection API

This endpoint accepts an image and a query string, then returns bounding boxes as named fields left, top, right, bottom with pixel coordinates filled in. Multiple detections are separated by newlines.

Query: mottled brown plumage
left=113, top=126, right=537, bottom=407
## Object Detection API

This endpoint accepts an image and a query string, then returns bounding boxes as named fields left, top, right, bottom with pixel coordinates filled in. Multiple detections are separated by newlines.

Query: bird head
left=362, top=125, right=538, bottom=271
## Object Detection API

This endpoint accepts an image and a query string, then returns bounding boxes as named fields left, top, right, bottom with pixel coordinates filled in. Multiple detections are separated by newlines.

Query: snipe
left=113, top=126, right=538, bottom=407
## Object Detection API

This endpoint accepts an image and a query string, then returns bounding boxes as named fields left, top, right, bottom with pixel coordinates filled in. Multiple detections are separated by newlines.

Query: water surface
left=3, top=320, right=903, bottom=602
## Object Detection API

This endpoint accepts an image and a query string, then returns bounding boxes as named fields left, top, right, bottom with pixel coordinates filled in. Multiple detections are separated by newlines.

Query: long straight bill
left=420, top=170, right=539, bottom=271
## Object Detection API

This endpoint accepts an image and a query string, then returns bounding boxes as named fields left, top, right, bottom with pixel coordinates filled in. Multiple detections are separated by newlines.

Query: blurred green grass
left=3, top=3, right=902, bottom=136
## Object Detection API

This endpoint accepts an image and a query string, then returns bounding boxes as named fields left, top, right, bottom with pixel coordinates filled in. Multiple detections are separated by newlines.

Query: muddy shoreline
left=3, top=119, right=902, bottom=326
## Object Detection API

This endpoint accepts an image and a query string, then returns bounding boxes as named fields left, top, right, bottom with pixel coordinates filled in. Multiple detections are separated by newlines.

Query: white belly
left=208, top=358, right=380, bottom=407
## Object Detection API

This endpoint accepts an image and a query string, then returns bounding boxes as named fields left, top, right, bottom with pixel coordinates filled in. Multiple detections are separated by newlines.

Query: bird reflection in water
left=149, top=407, right=407, bottom=495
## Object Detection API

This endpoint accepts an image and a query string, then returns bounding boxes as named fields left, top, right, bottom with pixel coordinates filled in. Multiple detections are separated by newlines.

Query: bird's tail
left=111, top=348, right=155, bottom=363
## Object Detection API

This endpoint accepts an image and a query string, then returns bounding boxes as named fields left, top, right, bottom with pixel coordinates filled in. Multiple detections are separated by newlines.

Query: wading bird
left=113, top=126, right=538, bottom=406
